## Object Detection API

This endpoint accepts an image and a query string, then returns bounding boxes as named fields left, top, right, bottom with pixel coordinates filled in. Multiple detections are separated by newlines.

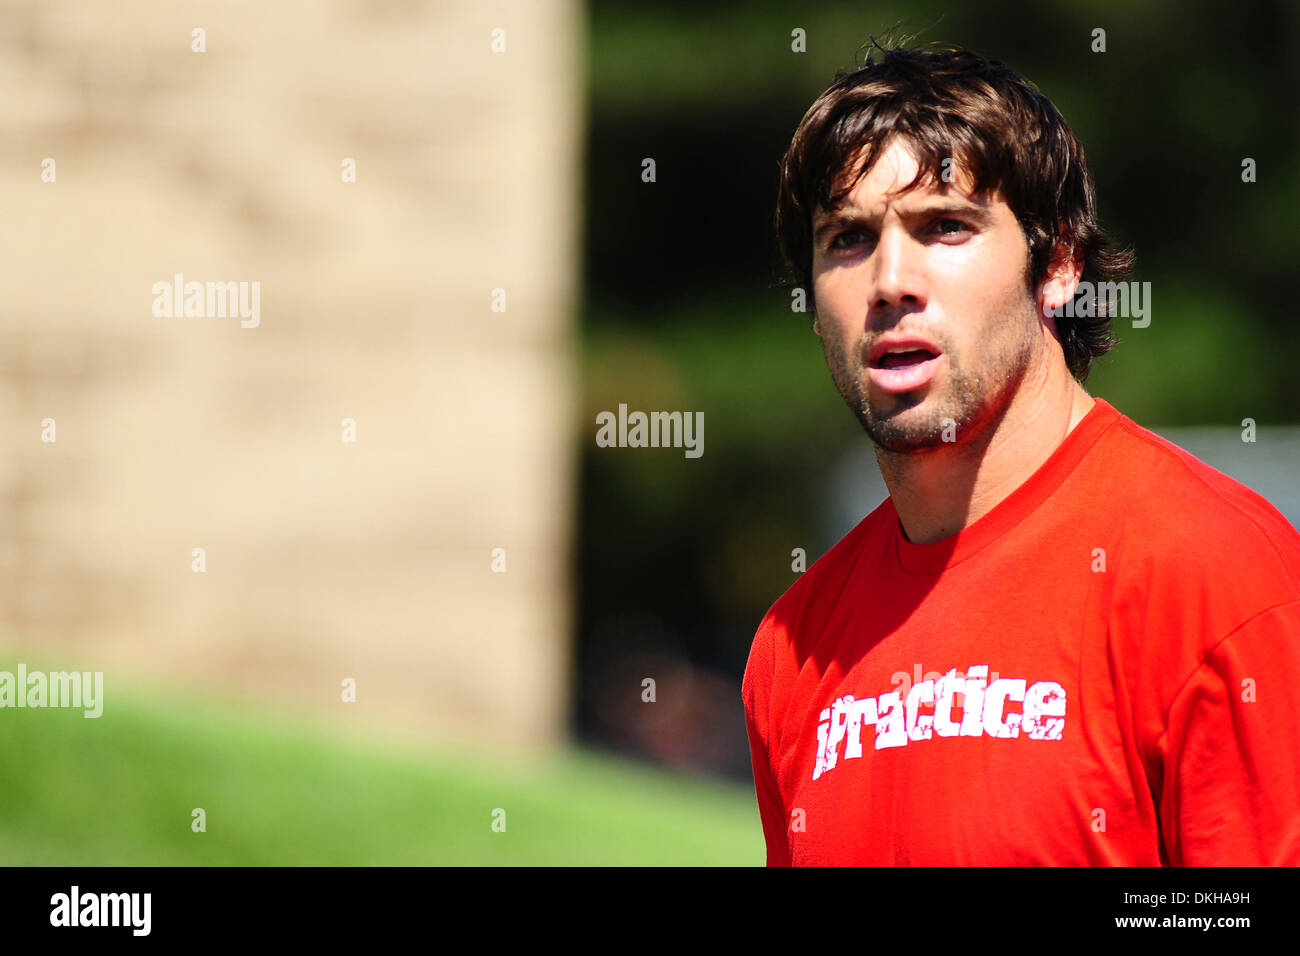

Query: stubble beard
left=822, top=317, right=1036, bottom=454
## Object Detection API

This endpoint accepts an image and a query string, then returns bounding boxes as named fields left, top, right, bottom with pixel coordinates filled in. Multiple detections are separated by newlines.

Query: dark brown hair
left=775, top=38, right=1134, bottom=381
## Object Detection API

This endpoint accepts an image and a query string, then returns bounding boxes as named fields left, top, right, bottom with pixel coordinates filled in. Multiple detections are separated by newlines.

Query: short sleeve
left=742, top=614, right=792, bottom=867
left=743, top=706, right=792, bottom=866
left=1157, top=600, right=1300, bottom=865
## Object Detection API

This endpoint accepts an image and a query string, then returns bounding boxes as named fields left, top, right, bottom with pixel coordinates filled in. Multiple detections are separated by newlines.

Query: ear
left=1038, top=241, right=1084, bottom=317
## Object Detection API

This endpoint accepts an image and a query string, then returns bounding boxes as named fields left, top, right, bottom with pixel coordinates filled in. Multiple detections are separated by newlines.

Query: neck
left=875, top=354, right=1094, bottom=546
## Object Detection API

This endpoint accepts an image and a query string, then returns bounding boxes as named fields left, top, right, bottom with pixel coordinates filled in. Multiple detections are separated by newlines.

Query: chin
left=859, top=392, right=963, bottom=451
left=867, top=426, right=953, bottom=453
left=867, top=389, right=933, bottom=424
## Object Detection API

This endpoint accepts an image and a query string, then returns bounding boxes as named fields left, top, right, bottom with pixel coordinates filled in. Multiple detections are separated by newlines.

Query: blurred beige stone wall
left=0, top=1, right=581, bottom=748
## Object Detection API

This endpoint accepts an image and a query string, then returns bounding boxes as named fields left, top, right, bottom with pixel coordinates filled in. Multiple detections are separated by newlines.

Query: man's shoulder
left=1095, top=404, right=1300, bottom=592
left=773, top=496, right=894, bottom=614
left=743, top=499, right=894, bottom=672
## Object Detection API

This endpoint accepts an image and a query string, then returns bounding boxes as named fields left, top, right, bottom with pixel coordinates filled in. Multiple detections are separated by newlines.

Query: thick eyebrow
left=812, top=199, right=995, bottom=243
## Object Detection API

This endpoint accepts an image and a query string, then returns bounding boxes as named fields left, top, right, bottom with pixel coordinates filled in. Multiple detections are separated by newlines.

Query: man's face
left=810, top=138, right=1041, bottom=453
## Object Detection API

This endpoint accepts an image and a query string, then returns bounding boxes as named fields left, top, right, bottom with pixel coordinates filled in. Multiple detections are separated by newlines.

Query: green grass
left=0, top=682, right=764, bottom=866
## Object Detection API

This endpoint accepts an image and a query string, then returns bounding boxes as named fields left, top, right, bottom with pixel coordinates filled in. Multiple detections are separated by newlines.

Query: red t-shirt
left=742, top=397, right=1300, bottom=865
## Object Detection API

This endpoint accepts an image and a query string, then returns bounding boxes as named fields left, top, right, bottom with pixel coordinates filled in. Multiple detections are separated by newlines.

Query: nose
left=870, top=223, right=928, bottom=316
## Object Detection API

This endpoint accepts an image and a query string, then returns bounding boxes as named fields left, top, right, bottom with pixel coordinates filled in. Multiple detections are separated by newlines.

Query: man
left=743, top=41, right=1300, bottom=865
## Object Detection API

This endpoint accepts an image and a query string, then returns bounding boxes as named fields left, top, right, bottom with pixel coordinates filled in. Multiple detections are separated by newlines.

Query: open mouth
left=871, top=348, right=938, bottom=370
left=866, top=346, right=944, bottom=393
